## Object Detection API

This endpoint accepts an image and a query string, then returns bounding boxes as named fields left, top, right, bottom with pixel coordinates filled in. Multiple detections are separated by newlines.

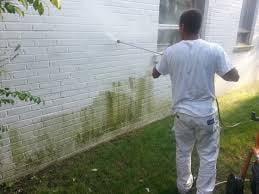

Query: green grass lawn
left=2, top=84, right=259, bottom=194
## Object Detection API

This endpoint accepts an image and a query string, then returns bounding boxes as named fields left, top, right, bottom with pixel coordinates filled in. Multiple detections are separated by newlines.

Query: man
left=152, top=9, right=239, bottom=194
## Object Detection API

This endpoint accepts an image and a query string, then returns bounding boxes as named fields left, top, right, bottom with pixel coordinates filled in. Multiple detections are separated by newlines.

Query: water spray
left=117, top=40, right=163, bottom=56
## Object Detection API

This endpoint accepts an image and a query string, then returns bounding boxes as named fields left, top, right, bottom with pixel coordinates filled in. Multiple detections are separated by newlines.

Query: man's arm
left=152, top=51, right=169, bottom=78
left=215, top=45, right=240, bottom=82
left=152, top=67, right=161, bottom=79
left=222, top=68, right=239, bottom=82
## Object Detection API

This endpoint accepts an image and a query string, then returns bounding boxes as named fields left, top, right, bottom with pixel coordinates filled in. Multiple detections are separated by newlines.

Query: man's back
left=156, top=39, right=233, bottom=117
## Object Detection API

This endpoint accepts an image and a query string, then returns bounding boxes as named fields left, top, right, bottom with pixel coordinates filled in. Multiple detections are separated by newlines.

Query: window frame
left=157, top=24, right=179, bottom=51
left=157, top=0, right=207, bottom=51
left=234, top=0, right=259, bottom=52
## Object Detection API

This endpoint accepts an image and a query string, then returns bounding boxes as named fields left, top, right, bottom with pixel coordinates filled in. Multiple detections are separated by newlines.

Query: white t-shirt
left=156, top=39, right=233, bottom=117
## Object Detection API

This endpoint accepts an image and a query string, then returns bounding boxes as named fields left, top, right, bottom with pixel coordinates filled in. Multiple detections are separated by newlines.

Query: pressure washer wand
left=117, top=40, right=163, bottom=56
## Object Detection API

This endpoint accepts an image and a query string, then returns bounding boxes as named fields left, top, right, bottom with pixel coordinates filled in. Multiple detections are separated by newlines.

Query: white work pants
left=173, top=113, right=220, bottom=194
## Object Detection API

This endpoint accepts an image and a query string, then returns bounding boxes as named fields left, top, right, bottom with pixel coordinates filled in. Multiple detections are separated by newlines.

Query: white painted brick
left=5, top=23, right=32, bottom=31
left=22, top=15, right=44, bottom=23
left=56, top=40, right=80, bottom=46
left=35, top=40, right=57, bottom=47
left=47, top=47, right=68, bottom=54
left=49, top=73, right=70, bottom=81
left=20, top=123, right=43, bottom=134
left=34, top=54, right=49, bottom=61
left=15, top=83, right=40, bottom=91
left=8, top=40, right=35, bottom=47
left=0, top=111, right=7, bottom=118
left=51, top=58, right=86, bottom=66
left=0, top=47, right=19, bottom=56
left=23, top=47, right=47, bottom=55
left=21, top=32, right=45, bottom=39
left=42, top=92, right=61, bottom=100
left=27, top=76, right=50, bottom=84
left=2, top=14, right=20, bottom=22
left=5, top=116, right=19, bottom=124
left=13, top=71, right=35, bottom=79
left=60, top=78, right=79, bottom=86
left=32, top=117, right=42, bottom=124
left=0, top=32, right=21, bottom=39
left=20, top=110, right=42, bottom=120
left=0, top=22, right=5, bottom=31
left=0, top=40, right=8, bottom=48
left=26, top=61, right=49, bottom=70
left=2, top=79, right=27, bottom=87
left=49, top=67, right=60, bottom=74
left=11, top=55, right=34, bottom=63
left=41, top=105, right=62, bottom=115
left=40, top=81, right=60, bottom=89
left=10, top=119, right=33, bottom=129
left=1, top=72, right=12, bottom=80
left=32, top=24, right=55, bottom=31
left=7, top=106, right=31, bottom=117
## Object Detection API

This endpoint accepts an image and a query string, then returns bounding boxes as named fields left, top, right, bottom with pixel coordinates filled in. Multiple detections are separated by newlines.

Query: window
left=157, top=0, right=205, bottom=51
left=236, top=0, right=258, bottom=46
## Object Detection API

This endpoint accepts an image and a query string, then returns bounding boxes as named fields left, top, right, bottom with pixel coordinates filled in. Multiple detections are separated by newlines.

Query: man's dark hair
left=179, top=9, right=202, bottom=34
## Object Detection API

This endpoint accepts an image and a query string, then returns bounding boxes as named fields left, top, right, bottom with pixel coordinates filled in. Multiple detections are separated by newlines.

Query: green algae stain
left=9, top=129, right=25, bottom=166
left=105, top=91, right=115, bottom=130
left=75, top=76, right=154, bottom=146
left=44, top=134, right=57, bottom=159
left=104, top=91, right=133, bottom=130
left=135, top=78, right=146, bottom=117
left=8, top=75, right=155, bottom=168
left=24, top=133, right=57, bottom=167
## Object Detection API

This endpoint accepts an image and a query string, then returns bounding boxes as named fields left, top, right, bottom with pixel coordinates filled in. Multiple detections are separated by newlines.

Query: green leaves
left=0, top=0, right=61, bottom=16
left=14, top=7, right=25, bottom=16
left=32, top=0, right=45, bottom=15
left=0, top=88, right=43, bottom=106
left=37, top=2, right=44, bottom=15
left=18, top=0, right=29, bottom=9
left=50, top=0, right=61, bottom=9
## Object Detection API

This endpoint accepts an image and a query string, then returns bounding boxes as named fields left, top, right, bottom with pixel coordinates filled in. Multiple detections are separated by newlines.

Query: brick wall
left=0, top=0, right=173, bottom=181
left=0, top=0, right=259, bottom=182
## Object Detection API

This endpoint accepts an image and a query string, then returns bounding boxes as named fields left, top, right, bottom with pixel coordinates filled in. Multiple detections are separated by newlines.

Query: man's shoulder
left=165, top=41, right=184, bottom=53
left=169, top=41, right=185, bottom=49
left=201, top=40, right=224, bottom=50
left=164, top=40, right=225, bottom=55
left=166, top=39, right=221, bottom=49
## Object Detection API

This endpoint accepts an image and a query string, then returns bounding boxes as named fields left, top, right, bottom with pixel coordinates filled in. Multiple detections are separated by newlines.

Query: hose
left=216, top=98, right=242, bottom=128
left=216, top=97, right=259, bottom=129
left=215, top=179, right=250, bottom=187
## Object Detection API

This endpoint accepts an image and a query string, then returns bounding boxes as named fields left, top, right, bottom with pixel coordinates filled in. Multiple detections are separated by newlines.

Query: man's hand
left=152, top=67, right=161, bottom=79
left=222, top=68, right=240, bottom=82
